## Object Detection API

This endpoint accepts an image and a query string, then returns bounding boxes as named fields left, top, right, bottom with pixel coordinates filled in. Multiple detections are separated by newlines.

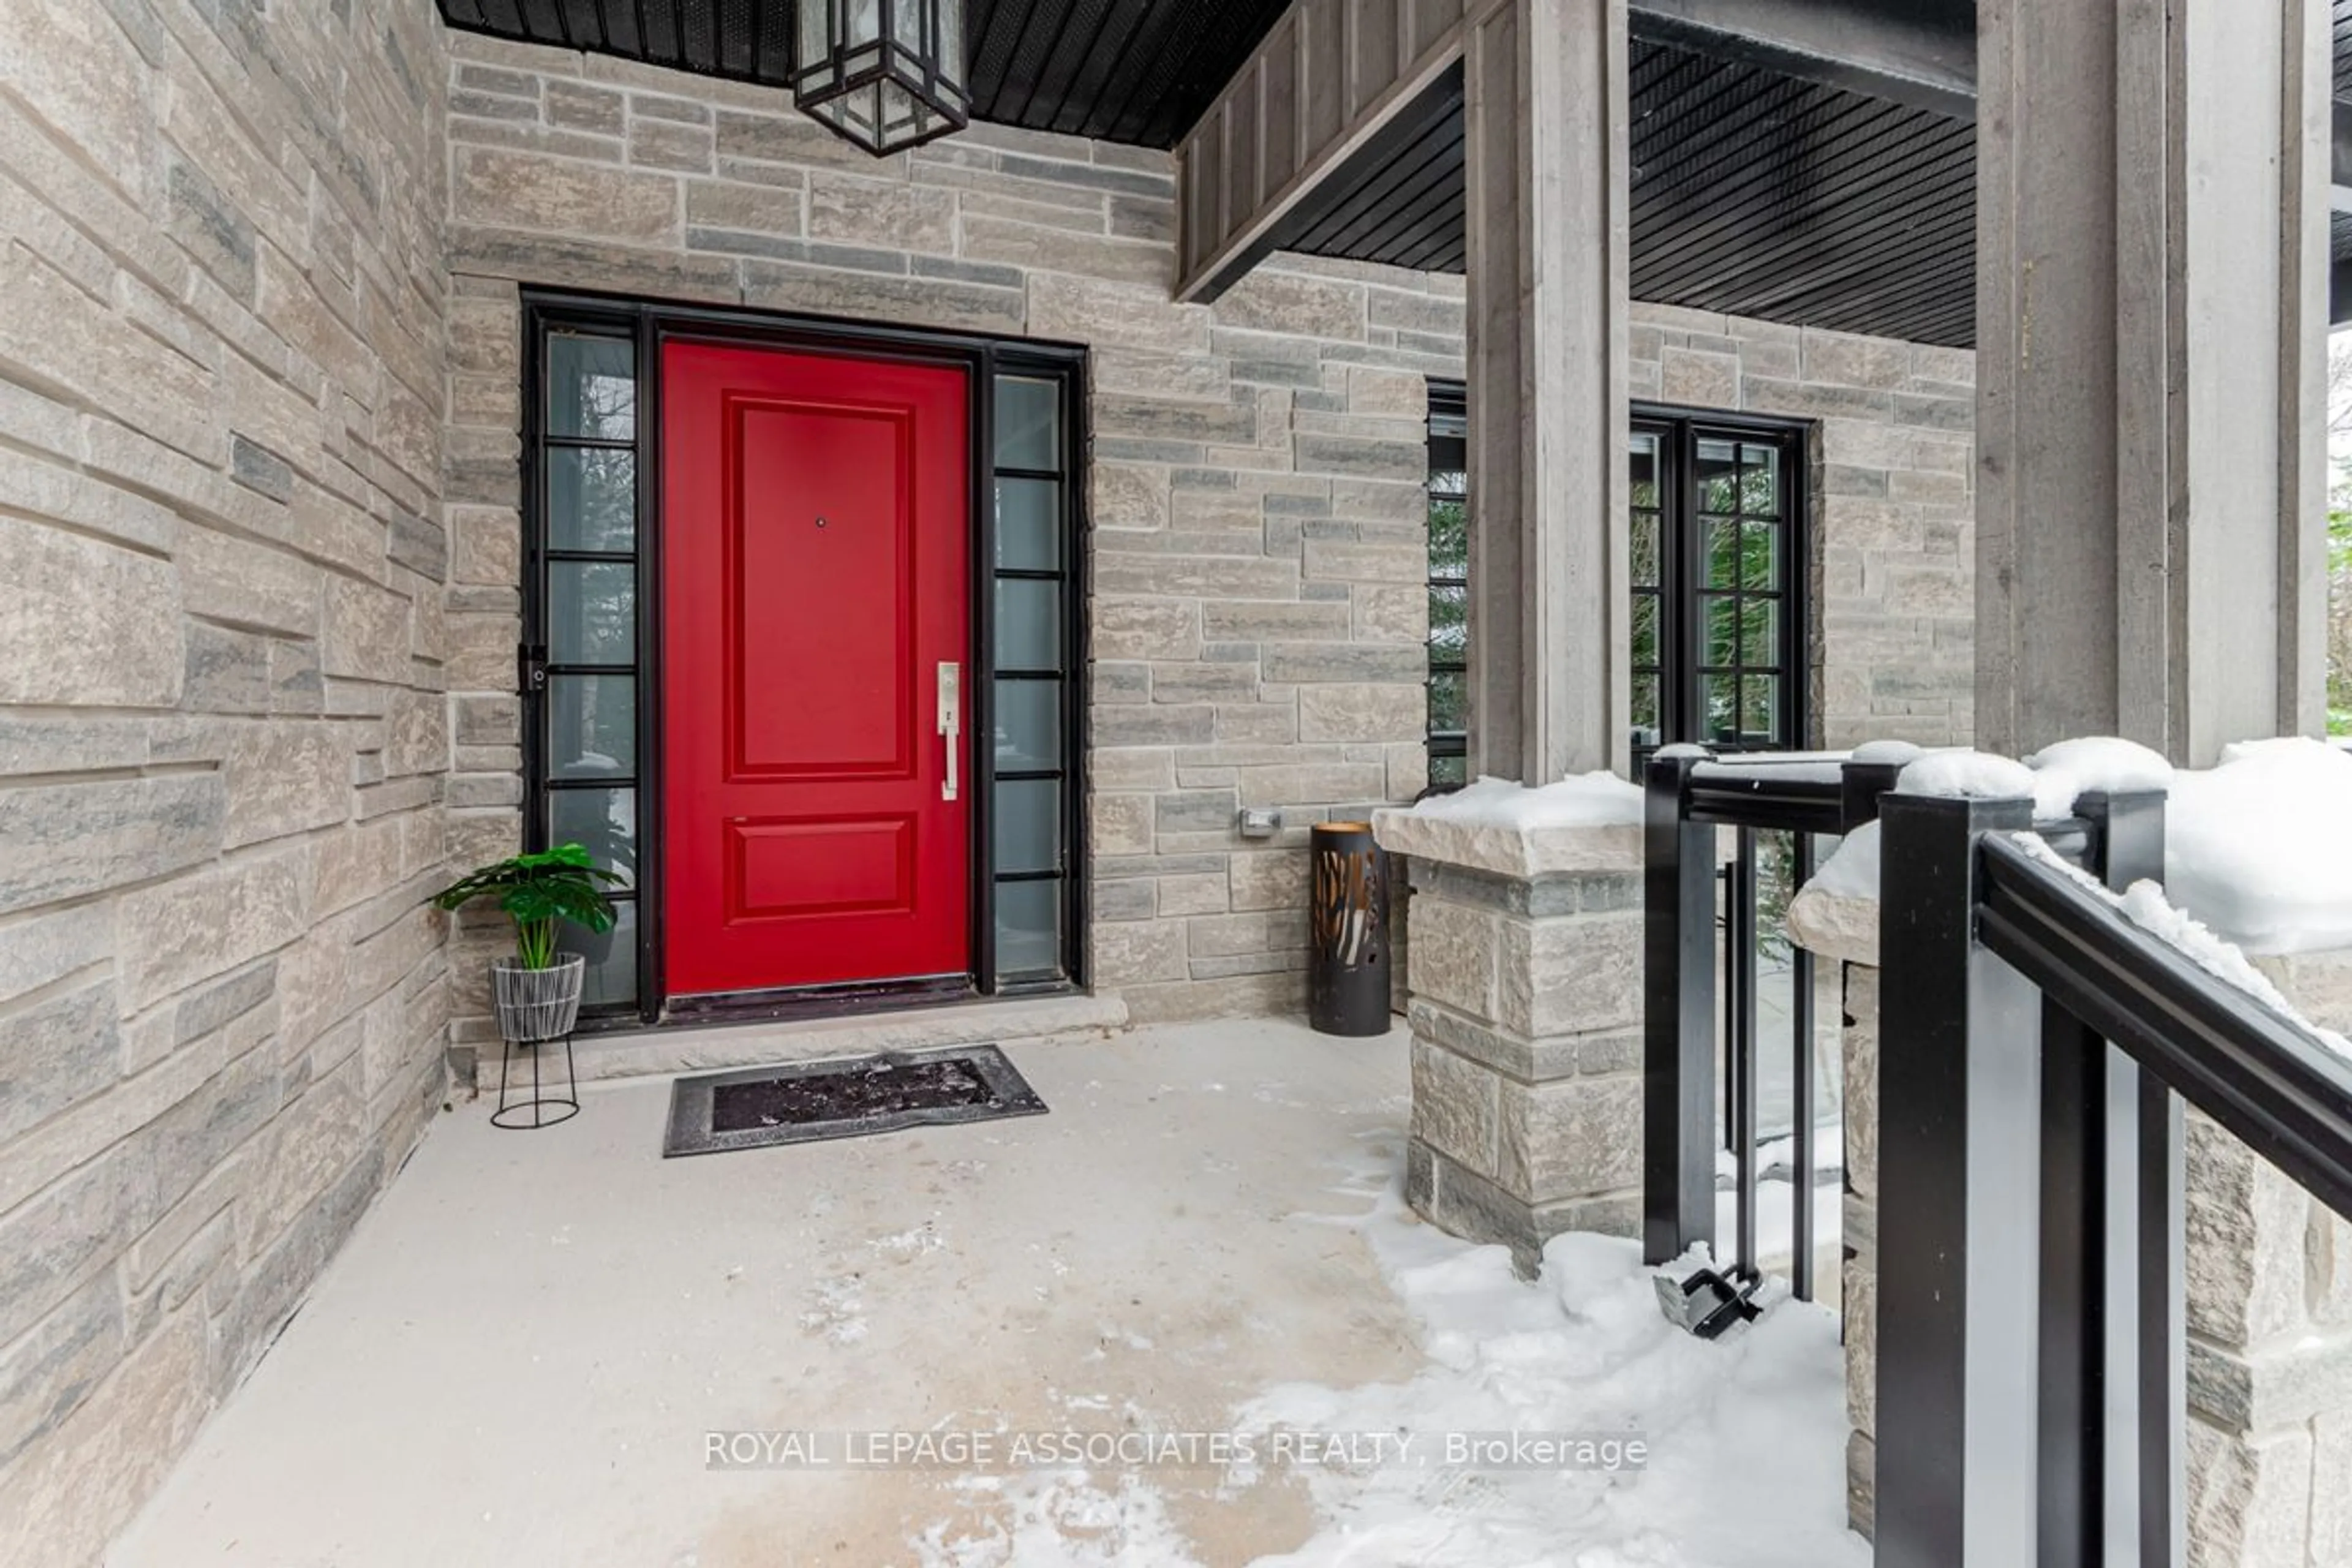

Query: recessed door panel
left=730, top=401, right=914, bottom=777
left=663, top=341, right=970, bottom=995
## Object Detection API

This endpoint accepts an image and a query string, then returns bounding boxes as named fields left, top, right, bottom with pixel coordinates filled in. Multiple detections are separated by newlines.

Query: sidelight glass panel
left=549, top=786, right=637, bottom=890
left=1703, top=673, right=1741, bottom=742
left=1428, top=669, right=1467, bottom=735
left=994, top=578, right=1060, bottom=669
left=548, top=561, right=636, bottom=665
left=1428, top=489, right=1468, bottom=578
left=995, top=879, right=1060, bottom=979
left=548, top=334, right=636, bottom=440
left=563, top=900, right=638, bottom=1007
left=995, top=477, right=1060, bottom=570
left=993, top=679, right=1060, bottom=772
left=1428, top=583, right=1467, bottom=662
left=995, top=376, right=1060, bottom=470
left=549, top=674, right=635, bottom=778
left=994, top=779, right=1060, bottom=875
left=548, top=447, right=636, bottom=552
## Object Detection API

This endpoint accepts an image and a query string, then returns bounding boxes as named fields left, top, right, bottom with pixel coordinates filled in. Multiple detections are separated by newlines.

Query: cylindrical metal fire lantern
left=1308, top=821, right=1390, bottom=1036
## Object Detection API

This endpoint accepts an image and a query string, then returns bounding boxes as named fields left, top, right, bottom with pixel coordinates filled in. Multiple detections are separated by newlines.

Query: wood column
left=1464, top=0, right=1631, bottom=783
left=1977, top=0, right=2330, bottom=764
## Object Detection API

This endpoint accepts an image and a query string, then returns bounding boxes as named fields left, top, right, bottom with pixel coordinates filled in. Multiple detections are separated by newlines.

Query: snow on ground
left=1231, top=1183, right=1864, bottom=1568
left=913, top=1159, right=1865, bottom=1568
left=1406, top=771, right=1645, bottom=829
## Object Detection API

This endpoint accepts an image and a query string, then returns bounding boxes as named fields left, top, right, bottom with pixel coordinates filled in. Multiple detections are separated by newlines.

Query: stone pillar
left=1463, top=0, right=1630, bottom=782
left=1373, top=807, right=1645, bottom=1276
left=1975, top=0, right=2330, bottom=763
left=2187, top=948, right=2352, bottom=1564
left=1786, top=880, right=1884, bottom=1538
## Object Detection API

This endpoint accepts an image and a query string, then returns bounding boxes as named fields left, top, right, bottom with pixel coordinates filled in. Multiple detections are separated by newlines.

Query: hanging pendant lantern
left=794, top=0, right=970, bottom=157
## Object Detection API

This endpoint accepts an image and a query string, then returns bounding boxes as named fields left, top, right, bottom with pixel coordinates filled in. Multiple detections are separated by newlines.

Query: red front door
left=662, top=342, right=970, bottom=995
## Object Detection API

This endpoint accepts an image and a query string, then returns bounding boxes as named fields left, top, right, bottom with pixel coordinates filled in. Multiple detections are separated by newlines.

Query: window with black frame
left=1425, top=386, right=1468, bottom=792
left=1630, top=413, right=1807, bottom=772
left=535, top=326, right=644, bottom=1012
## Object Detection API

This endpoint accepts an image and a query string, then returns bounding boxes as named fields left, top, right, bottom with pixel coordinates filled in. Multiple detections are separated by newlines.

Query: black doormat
left=662, top=1045, right=1047, bottom=1158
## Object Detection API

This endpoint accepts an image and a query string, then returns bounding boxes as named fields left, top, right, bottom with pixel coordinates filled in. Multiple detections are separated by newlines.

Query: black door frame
left=519, top=290, right=1091, bottom=1031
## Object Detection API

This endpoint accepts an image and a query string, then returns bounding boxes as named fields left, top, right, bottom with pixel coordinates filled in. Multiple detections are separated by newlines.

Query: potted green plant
left=432, top=843, right=624, bottom=1044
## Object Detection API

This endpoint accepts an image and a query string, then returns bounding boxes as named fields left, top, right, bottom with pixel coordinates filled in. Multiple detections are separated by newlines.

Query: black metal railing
left=1643, top=748, right=1906, bottom=1330
left=1872, top=786, right=2352, bottom=1567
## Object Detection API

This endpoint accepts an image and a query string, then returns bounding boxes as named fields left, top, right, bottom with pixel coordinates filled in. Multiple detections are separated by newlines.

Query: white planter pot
left=490, top=954, right=586, bottom=1044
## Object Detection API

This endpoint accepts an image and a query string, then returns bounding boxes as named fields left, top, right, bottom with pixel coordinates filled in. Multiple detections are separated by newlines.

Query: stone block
left=2186, top=1117, right=2312, bottom=1346
left=2186, top=1420, right=2313, bottom=1568
left=452, top=145, right=680, bottom=243
left=321, top=578, right=413, bottom=685
left=221, top=722, right=348, bottom=848
left=0, top=775, right=224, bottom=916
left=1405, top=894, right=1496, bottom=1020
left=1092, top=919, right=1187, bottom=986
left=1089, top=793, right=1153, bottom=858
left=806, top=171, right=954, bottom=252
left=0, top=517, right=183, bottom=707
left=1411, top=1040, right=1501, bottom=1177
left=0, top=981, right=121, bottom=1144
left=1496, top=912, right=1642, bottom=1038
left=1214, top=271, right=1363, bottom=341
left=1495, top=1073, right=1642, bottom=1205
left=116, top=848, right=309, bottom=1011
left=1297, top=683, right=1423, bottom=743
left=1091, top=598, right=1201, bottom=661
left=1228, top=850, right=1307, bottom=912
left=1027, top=273, right=1208, bottom=355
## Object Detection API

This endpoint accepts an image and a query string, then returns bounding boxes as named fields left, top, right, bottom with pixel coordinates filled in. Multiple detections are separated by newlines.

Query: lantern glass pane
left=799, top=1, right=829, bottom=63
left=848, top=0, right=883, bottom=47
left=892, top=0, right=923, bottom=49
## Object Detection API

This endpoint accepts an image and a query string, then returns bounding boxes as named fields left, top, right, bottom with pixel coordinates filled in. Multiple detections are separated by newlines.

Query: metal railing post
left=2076, top=791, right=2181, bottom=1568
left=1644, top=749, right=1716, bottom=1267
left=1876, top=788, right=2037, bottom=1568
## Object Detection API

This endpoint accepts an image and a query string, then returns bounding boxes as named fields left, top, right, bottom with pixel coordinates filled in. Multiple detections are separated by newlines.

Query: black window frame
left=518, top=293, right=1091, bottom=1030
left=1425, top=382, right=1468, bottom=793
left=1631, top=405, right=1811, bottom=772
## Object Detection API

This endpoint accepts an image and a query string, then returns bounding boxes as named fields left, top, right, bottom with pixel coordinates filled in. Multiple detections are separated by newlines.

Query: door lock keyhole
left=814, top=515, right=828, bottom=529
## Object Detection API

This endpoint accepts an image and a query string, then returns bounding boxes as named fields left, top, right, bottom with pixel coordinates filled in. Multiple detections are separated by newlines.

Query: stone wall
left=1629, top=303, right=1978, bottom=750
left=435, top=29, right=1979, bottom=1032
left=437, top=31, right=1460, bottom=1029
left=0, top=2, right=450, bottom=1563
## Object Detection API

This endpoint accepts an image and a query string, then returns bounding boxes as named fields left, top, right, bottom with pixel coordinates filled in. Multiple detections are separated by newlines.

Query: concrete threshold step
left=526, top=991, right=1129, bottom=1087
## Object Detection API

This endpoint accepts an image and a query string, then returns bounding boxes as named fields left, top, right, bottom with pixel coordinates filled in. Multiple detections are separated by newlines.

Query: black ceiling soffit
left=1281, top=40, right=1979, bottom=349
left=434, top=0, right=1292, bottom=150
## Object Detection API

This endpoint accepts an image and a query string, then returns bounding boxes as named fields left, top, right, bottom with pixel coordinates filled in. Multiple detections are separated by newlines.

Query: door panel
left=663, top=341, right=970, bottom=995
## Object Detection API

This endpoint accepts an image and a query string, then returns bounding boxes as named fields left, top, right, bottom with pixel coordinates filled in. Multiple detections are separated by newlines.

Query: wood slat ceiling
left=435, top=0, right=1292, bottom=150
left=1284, top=42, right=1978, bottom=348
left=438, top=3, right=2352, bottom=350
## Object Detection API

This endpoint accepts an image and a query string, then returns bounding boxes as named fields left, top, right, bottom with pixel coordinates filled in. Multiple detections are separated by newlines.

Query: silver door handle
left=937, top=662, right=961, bottom=801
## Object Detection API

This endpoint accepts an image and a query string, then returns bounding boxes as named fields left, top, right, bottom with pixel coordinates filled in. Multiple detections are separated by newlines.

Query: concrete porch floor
left=111, top=1019, right=1430, bottom=1567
